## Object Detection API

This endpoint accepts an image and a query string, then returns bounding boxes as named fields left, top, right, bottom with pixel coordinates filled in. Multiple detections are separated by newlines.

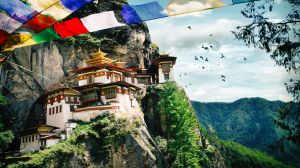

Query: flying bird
left=205, top=58, right=209, bottom=62
left=221, top=53, right=226, bottom=59
left=187, top=26, right=191, bottom=30
left=184, top=72, right=187, bottom=76
left=221, top=75, right=226, bottom=78
left=195, top=56, right=199, bottom=60
left=244, top=57, right=247, bottom=61
left=199, top=56, right=204, bottom=59
left=179, top=74, right=182, bottom=78
left=210, top=45, right=213, bottom=49
left=222, top=79, right=226, bottom=82
left=202, top=45, right=209, bottom=51
left=209, top=34, right=213, bottom=37
left=202, top=66, right=205, bottom=69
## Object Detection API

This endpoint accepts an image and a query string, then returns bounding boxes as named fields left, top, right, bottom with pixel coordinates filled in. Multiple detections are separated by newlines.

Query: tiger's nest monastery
left=19, top=51, right=177, bottom=154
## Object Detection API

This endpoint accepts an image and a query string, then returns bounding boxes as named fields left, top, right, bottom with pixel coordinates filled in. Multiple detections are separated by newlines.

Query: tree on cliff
left=0, top=94, right=14, bottom=154
left=157, top=82, right=201, bottom=167
left=233, top=0, right=300, bottom=146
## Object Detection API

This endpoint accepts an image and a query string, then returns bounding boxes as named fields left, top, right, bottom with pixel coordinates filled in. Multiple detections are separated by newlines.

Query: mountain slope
left=192, top=98, right=300, bottom=166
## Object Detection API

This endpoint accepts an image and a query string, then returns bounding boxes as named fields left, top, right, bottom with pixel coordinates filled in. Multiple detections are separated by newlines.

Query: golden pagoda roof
left=85, top=50, right=116, bottom=65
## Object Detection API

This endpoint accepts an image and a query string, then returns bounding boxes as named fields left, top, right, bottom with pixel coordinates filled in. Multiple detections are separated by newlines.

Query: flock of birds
left=179, top=26, right=248, bottom=88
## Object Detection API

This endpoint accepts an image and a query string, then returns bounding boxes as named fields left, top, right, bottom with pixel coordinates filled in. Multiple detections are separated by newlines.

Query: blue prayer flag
left=122, top=5, right=142, bottom=24
left=122, top=2, right=168, bottom=24
left=61, top=0, right=93, bottom=11
left=0, top=0, right=37, bottom=23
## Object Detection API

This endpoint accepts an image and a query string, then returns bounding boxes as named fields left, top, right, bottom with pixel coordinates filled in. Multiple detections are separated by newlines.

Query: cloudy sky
left=128, top=0, right=299, bottom=102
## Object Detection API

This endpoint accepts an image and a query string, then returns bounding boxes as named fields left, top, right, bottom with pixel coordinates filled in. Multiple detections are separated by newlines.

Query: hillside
left=4, top=83, right=289, bottom=168
left=192, top=98, right=300, bottom=166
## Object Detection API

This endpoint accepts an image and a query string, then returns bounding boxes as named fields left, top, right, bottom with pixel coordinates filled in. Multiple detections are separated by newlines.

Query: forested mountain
left=192, top=98, right=300, bottom=167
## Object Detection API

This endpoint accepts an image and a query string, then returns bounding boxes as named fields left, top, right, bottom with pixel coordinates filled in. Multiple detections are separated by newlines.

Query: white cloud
left=146, top=4, right=297, bottom=102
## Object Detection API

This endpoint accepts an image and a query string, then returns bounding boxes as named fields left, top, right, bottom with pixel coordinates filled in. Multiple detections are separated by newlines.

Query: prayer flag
left=0, top=0, right=37, bottom=23
left=24, top=14, right=57, bottom=33
left=1, top=32, right=32, bottom=49
left=26, top=0, right=59, bottom=12
left=122, top=5, right=142, bottom=24
left=0, top=30, right=8, bottom=45
left=0, top=13, right=22, bottom=33
left=122, top=2, right=168, bottom=24
left=32, top=27, right=60, bottom=43
left=40, top=2, right=73, bottom=21
left=81, top=11, right=125, bottom=32
left=54, top=18, right=89, bottom=38
left=166, top=0, right=225, bottom=16
left=61, top=0, right=93, bottom=11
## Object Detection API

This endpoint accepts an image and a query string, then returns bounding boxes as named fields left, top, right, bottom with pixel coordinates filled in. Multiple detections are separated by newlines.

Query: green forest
left=192, top=98, right=300, bottom=167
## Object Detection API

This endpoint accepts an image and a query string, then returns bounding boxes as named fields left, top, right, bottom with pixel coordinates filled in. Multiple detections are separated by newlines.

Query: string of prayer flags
left=0, top=0, right=262, bottom=52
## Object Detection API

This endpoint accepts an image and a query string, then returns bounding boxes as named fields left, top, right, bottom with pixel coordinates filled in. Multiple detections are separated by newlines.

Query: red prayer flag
left=0, top=30, right=8, bottom=45
left=24, top=14, right=57, bottom=33
left=54, top=18, right=89, bottom=38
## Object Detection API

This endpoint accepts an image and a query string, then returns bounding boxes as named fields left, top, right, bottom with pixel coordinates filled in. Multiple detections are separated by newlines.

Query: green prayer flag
left=32, top=27, right=60, bottom=43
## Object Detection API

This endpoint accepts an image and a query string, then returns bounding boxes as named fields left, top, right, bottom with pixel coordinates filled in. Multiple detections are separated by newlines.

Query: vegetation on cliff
left=155, top=82, right=201, bottom=167
left=7, top=115, right=134, bottom=168
left=0, top=94, right=14, bottom=154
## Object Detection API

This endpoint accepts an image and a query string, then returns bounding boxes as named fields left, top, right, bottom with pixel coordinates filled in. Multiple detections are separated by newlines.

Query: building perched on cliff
left=19, top=51, right=176, bottom=154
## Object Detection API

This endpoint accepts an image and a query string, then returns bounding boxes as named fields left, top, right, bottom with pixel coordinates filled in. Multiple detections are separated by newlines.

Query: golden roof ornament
left=84, top=49, right=116, bottom=65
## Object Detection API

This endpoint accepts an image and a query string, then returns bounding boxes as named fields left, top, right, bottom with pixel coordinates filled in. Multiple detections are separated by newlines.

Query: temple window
left=25, top=137, right=27, bottom=143
left=70, top=105, right=75, bottom=112
left=138, top=77, right=150, bottom=84
left=22, top=137, right=25, bottom=143
left=29, top=136, right=31, bottom=142
left=105, top=88, right=116, bottom=99
left=56, top=106, right=59, bottom=113
left=74, top=97, right=78, bottom=103
left=32, top=135, right=34, bottom=142
left=88, top=76, right=94, bottom=84
left=52, top=107, right=55, bottom=114
left=36, top=134, right=38, bottom=140
left=164, top=74, right=169, bottom=81
left=60, top=105, right=62, bottom=112
left=49, top=108, right=51, bottom=115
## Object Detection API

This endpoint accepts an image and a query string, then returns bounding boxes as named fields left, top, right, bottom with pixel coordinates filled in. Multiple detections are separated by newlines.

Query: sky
left=128, top=0, right=299, bottom=102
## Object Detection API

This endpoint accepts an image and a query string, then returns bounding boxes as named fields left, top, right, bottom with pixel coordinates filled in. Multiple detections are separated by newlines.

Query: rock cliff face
left=0, top=0, right=159, bottom=133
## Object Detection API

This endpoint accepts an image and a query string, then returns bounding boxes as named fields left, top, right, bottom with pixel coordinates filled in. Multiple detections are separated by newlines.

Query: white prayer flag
left=81, top=11, right=125, bottom=32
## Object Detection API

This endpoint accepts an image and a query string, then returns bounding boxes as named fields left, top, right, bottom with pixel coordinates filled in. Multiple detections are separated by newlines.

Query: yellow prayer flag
left=41, top=2, right=72, bottom=20
left=166, top=0, right=225, bottom=16
left=26, top=0, right=59, bottom=12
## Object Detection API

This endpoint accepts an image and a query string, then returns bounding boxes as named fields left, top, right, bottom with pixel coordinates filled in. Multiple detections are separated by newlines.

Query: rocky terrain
left=0, top=0, right=159, bottom=135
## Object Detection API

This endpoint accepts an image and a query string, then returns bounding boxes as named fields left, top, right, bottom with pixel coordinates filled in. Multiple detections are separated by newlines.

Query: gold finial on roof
left=85, top=49, right=116, bottom=65
left=90, top=49, right=108, bottom=58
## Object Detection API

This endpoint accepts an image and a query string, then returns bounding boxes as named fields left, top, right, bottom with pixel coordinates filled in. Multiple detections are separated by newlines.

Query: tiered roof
left=85, top=50, right=116, bottom=65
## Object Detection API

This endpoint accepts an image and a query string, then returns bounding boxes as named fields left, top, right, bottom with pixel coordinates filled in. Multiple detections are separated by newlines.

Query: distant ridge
left=192, top=97, right=300, bottom=167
